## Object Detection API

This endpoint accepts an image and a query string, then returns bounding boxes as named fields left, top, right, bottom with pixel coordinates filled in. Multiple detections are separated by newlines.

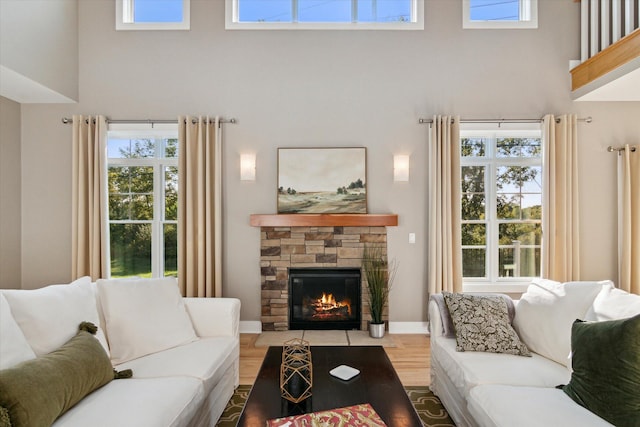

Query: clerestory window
left=463, top=0, right=538, bottom=29
left=116, top=0, right=190, bottom=30
left=460, top=124, right=543, bottom=292
left=226, top=0, right=424, bottom=30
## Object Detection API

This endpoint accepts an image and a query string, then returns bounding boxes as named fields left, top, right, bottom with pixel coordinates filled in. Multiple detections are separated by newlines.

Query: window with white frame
left=107, top=124, right=178, bottom=278
left=226, top=0, right=424, bottom=30
left=462, top=0, right=537, bottom=29
left=116, top=0, right=190, bottom=30
left=460, top=126, right=543, bottom=291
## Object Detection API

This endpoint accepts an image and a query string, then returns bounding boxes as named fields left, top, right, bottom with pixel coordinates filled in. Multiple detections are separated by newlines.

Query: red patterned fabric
left=266, top=403, right=387, bottom=427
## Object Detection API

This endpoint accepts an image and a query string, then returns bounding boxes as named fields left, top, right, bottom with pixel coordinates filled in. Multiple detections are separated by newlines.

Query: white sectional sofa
left=429, top=279, right=640, bottom=427
left=0, top=276, right=240, bottom=427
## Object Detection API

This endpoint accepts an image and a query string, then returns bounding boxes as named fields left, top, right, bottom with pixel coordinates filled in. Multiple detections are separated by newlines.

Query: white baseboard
left=239, top=321, right=262, bottom=334
left=389, top=321, right=430, bottom=335
left=239, top=320, right=430, bottom=335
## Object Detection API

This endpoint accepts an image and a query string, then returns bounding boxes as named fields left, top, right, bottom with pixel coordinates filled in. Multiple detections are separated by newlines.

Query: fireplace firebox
left=289, top=268, right=361, bottom=330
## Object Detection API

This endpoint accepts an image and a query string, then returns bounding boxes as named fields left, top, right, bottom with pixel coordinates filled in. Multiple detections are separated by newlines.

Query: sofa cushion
left=1, top=277, right=110, bottom=356
left=114, top=337, right=238, bottom=395
left=97, top=278, right=197, bottom=364
left=584, top=283, right=640, bottom=321
left=562, top=315, right=640, bottom=427
left=0, top=323, right=115, bottom=427
left=430, top=293, right=515, bottom=339
left=468, top=385, right=613, bottom=427
left=0, top=293, right=36, bottom=369
left=51, top=377, right=204, bottom=427
left=513, top=279, right=606, bottom=367
left=443, top=292, right=529, bottom=356
left=430, top=337, right=570, bottom=399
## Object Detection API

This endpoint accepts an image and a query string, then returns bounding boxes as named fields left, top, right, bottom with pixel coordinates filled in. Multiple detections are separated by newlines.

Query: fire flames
left=311, top=293, right=351, bottom=318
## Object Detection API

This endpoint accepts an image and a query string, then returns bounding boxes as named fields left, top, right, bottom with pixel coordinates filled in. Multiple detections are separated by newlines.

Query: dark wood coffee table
left=237, top=346, right=422, bottom=427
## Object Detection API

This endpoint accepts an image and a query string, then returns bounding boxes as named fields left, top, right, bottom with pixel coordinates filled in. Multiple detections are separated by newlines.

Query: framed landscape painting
left=278, top=147, right=367, bottom=214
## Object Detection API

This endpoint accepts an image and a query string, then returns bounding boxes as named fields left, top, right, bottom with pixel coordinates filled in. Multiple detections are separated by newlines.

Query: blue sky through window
left=238, top=0, right=412, bottom=23
left=470, top=0, right=519, bottom=21
left=134, top=0, right=183, bottom=23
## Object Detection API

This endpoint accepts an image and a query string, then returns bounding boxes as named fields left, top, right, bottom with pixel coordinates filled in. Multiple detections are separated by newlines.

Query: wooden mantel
left=249, top=213, right=398, bottom=227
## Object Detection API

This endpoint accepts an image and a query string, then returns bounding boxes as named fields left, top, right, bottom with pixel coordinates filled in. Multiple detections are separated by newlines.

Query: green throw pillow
left=562, top=314, right=640, bottom=427
left=0, top=322, right=125, bottom=427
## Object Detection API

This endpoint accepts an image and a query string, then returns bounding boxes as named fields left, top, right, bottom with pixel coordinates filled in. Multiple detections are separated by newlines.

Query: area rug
left=215, top=385, right=455, bottom=426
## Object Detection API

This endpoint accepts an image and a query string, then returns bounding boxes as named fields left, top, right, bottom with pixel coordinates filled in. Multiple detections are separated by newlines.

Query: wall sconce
left=240, top=153, right=256, bottom=181
left=394, top=155, right=410, bottom=182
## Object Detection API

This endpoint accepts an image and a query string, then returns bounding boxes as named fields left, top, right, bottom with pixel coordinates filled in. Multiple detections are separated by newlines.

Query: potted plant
left=362, top=245, right=397, bottom=338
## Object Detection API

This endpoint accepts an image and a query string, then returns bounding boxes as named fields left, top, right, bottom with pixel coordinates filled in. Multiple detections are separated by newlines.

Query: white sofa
left=0, top=276, right=240, bottom=427
left=429, top=279, right=640, bottom=427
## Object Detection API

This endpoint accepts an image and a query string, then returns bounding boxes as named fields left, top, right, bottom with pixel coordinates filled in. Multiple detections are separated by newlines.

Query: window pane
left=462, top=166, right=485, bottom=192
left=461, top=138, right=486, bottom=157
left=164, top=224, right=177, bottom=277
left=358, top=0, right=412, bottom=22
left=239, top=0, right=292, bottom=22
left=165, top=138, right=178, bottom=158
left=107, top=139, right=130, bottom=159
left=522, top=194, right=542, bottom=219
left=519, top=247, right=541, bottom=277
left=134, top=0, right=183, bottom=23
left=497, top=193, right=521, bottom=219
left=470, top=0, right=519, bottom=21
left=108, top=138, right=156, bottom=158
left=298, top=0, right=351, bottom=22
left=462, top=223, right=486, bottom=245
left=131, top=194, right=153, bottom=220
left=497, top=138, right=542, bottom=158
left=499, top=247, right=516, bottom=277
left=109, top=195, right=130, bottom=220
left=165, top=166, right=178, bottom=221
left=462, top=165, right=486, bottom=220
left=462, top=249, right=486, bottom=277
left=499, top=246, right=541, bottom=277
left=129, top=166, right=154, bottom=193
left=499, top=223, right=541, bottom=245
left=462, top=194, right=486, bottom=220
left=110, top=223, right=152, bottom=278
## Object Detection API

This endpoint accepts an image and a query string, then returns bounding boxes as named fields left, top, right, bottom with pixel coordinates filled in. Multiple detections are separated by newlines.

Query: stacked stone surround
left=260, top=226, right=389, bottom=331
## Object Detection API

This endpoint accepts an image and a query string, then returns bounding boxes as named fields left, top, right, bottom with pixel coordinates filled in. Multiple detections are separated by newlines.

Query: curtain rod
left=61, top=117, right=236, bottom=125
left=418, top=117, right=592, bottom=124
left=608, top=145, right=637, bottom=154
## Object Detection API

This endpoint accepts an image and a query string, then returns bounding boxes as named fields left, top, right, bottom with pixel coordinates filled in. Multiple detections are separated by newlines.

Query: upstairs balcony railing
left=571, top=0, right=640, bottom=93
left=580, top=0, right=639, bottom=61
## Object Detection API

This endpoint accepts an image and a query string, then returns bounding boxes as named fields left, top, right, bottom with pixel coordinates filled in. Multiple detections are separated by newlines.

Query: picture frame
left=277, top=147, right=367, bottom=214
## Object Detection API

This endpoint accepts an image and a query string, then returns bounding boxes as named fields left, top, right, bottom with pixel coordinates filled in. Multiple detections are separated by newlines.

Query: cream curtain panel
left=542, top=114, right=580, bottom=282
left=618, top=145, right=639, bottom=294
left=71, top=115, right=108, bottom=281
left=428, top=115, right=463, bottom=296
left=178, top=116, right=223, bottom=297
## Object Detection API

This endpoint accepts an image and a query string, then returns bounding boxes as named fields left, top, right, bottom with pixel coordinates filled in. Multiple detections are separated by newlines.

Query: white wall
left=0, top=0, right=78, bottom=102
left=16, top=1, right=640, bottom=321
left=0, top=96, right=22, bottom=288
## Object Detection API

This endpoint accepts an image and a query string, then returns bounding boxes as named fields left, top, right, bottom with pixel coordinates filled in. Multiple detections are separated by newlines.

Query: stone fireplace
left=253, top=214, right=397, bottom=331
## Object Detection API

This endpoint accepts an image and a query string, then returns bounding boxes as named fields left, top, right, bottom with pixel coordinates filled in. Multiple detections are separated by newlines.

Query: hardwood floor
left=239, top=333, right=431, bottom=387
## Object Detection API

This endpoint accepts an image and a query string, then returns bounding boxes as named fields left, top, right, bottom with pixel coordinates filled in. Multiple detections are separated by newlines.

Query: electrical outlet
left=409, top=233, right=416, bottom=244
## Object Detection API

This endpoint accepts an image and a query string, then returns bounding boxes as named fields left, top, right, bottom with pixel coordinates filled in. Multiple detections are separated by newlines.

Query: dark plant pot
left=369, top=322, right=385, bottom=338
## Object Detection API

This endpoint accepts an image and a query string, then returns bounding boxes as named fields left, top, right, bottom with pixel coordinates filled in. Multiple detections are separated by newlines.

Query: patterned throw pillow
left=443, top=292, right=531, bottom=357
